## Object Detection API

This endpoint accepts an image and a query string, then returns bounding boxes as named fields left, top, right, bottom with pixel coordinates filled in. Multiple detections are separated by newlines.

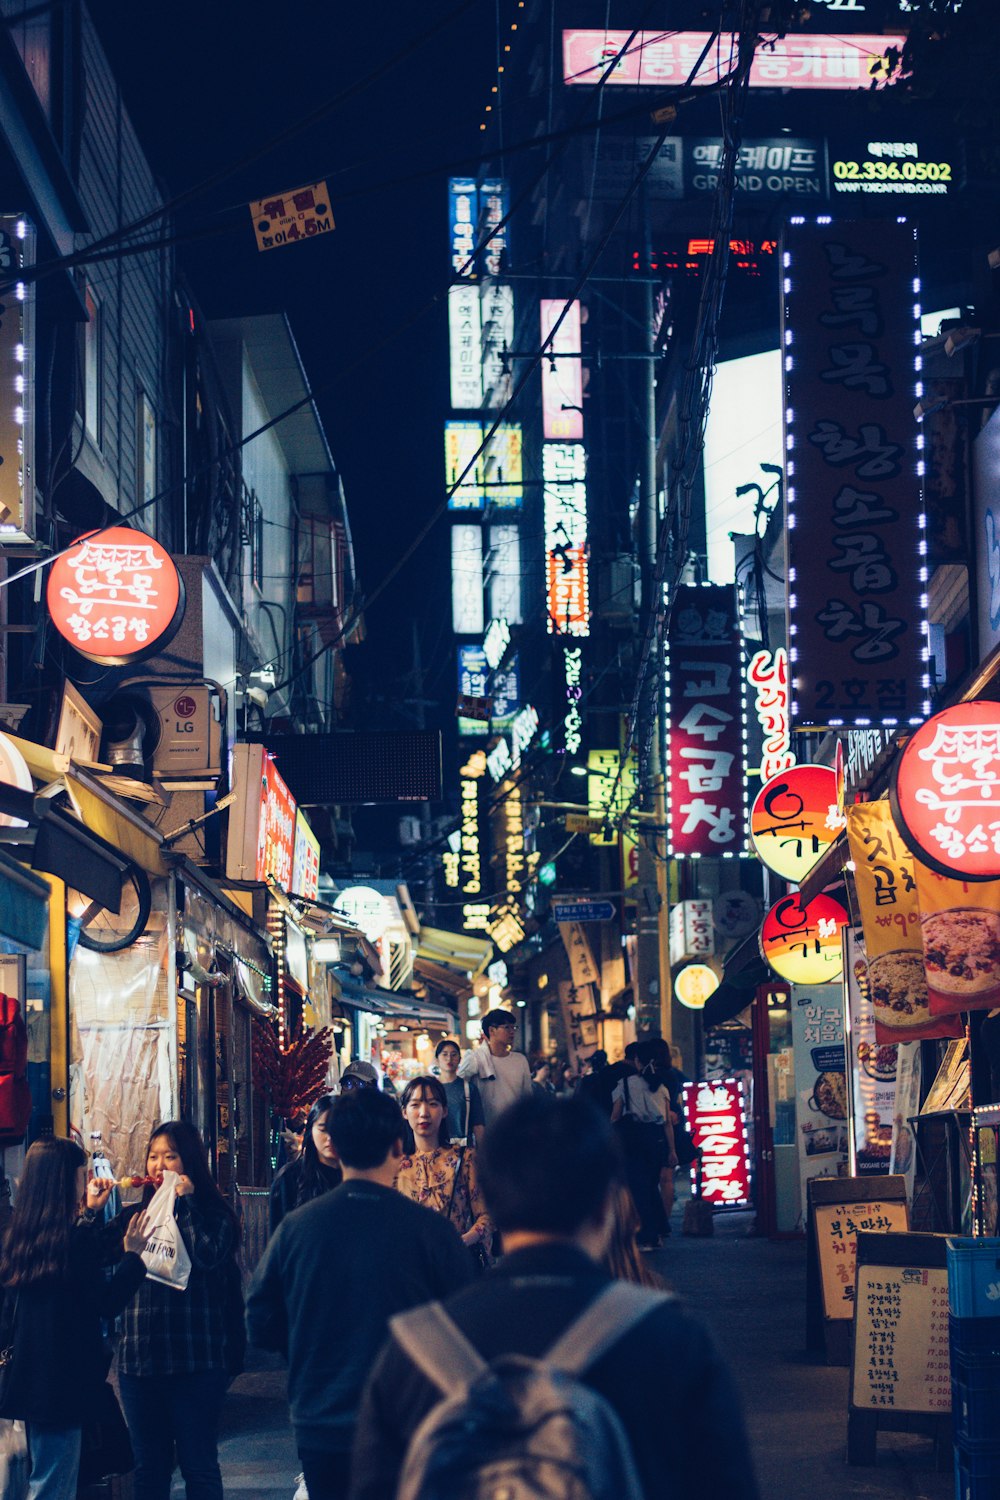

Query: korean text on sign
left=250, top=182, right=334, bottom=253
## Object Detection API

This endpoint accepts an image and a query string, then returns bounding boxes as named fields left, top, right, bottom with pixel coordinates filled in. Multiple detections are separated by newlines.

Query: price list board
left=847, top=1230, right=952, bottom=1466
left=807, top=1175, right=908, bottom=1365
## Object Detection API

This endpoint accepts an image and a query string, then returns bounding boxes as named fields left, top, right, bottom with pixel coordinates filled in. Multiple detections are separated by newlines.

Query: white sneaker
left=293, top=1475, right=309, bottom=1500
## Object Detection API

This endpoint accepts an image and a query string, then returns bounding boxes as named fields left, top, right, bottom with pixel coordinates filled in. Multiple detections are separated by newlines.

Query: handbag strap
left=462, top=1078, right=471, bottom=1137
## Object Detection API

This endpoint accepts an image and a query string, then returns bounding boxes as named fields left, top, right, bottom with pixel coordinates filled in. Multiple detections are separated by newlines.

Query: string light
left=267, top=905, right=287, bottom=1051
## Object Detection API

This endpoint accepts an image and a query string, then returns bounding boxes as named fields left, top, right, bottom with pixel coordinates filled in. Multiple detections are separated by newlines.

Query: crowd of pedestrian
left=0, top=1018, right=742, bottom=1500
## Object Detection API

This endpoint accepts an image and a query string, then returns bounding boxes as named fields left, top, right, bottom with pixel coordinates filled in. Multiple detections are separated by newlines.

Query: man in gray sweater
left=246, top=1088, right=472, bottom=1500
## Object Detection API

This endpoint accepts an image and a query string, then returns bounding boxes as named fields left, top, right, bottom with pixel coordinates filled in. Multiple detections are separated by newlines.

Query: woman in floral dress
left=395, top=1076, right=494, bottom=1263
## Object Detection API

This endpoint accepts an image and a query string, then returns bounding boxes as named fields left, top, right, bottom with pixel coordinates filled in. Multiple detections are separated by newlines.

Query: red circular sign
left=750, top=765, right=842, bottom=882
left=760, top=892, right=849, bottom=985
left=47, top=528, right=184, bottom=667
left=892, top=700, right=1000, bottom=881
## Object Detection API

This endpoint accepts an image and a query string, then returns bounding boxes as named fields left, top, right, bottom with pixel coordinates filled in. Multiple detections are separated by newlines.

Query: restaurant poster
left=844, top=924, right=897, bottom=1176
left=846, top=802, right=961, bottom=1044
left=912, top=863, right=1000, bottom=1017
left=792, top=983, right=849, bottom=1224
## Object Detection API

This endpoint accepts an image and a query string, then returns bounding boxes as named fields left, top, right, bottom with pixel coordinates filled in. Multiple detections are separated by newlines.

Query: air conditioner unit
left=598, top=556, right=639, bottom=624
left=147, top=686, right=222, bottom=789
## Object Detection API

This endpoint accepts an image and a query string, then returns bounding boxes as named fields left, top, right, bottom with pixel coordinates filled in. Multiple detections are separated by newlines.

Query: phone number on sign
left=832, top=159, right=952, bottom=183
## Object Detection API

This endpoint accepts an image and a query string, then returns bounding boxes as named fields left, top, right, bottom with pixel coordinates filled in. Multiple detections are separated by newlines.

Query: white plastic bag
left=0, top=1417, right=28, bottom=1500
left=139, top=1169, right=192, bottom=1291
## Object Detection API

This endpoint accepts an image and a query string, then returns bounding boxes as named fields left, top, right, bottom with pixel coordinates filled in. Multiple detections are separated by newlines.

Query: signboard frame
left=806, top=1173, right=908, bottom=1365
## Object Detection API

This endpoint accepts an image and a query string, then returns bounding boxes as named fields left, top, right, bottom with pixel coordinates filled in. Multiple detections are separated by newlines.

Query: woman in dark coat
left=269, top=1092, right=341, bottom=1233
left=0, top=1136, right=147, bottom=1499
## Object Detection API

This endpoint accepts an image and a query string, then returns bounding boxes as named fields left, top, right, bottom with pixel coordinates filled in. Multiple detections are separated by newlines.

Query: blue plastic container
left=951, top=1359, right=1000, bottom=1445
left=947, top=1239, right=1000, bottom=1319
left=950, top=1314, right=1000, bottom=1360
left=955, top=1441, right=1000, bottom=1500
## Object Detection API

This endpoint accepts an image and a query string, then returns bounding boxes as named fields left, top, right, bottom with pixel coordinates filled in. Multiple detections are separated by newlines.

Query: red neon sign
left=47, top=528, right=184, bottom=666
left=682, top=1077, right=752, bottom=1209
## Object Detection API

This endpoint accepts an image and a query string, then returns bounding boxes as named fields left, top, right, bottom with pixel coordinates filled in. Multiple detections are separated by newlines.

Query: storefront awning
left=377, top=992, right=457, bottom=1027
left=416, top=925, right=493, bottom=977
left=0, top=849, right=50, bottom=950
left=64, top=768, right=168, bottom=878
left=412, top=955, right=473, bottom=1000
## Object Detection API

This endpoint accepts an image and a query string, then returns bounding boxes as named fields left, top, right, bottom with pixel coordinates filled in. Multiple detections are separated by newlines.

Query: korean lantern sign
left=666, top=584, right=744, bottom=857
left=750, top=764, right=843, bottom=882
left=892, top=701, right=1000, bottom=880
left=47, top=528, right=185, bottom=667
left=761, top=892, right=849, bottom=985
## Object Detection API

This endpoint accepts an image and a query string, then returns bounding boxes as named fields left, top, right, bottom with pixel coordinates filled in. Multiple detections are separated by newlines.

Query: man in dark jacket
left=246, top=1089, right=472, bottom=1500
left=350, top=1095, right=760, bottom=1500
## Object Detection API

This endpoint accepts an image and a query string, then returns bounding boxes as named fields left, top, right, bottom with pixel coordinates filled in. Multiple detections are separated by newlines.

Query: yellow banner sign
left=250, top=181, right=334, bottom=252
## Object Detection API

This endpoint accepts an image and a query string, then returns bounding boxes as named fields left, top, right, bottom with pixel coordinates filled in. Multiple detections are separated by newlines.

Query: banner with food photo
left=791, top=984, right=849, bottom=1216
left=846, top=802, right=962, bottom=1044
left=913, top=863, right=1000, bottom=1017
left=844, top=924, right=897, bottom=1176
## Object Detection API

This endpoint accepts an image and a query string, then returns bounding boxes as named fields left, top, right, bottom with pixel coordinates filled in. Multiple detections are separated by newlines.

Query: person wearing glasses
left=457, top=1009, right=532, bottom=1129
left=340, top=1061, right=381, bottom=1091
left=270, top=1094, right=342, bottom=1234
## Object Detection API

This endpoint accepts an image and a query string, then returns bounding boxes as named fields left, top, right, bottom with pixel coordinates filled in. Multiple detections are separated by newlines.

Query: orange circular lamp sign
left=47, top=528, right=184, bottom=667
left=760, top=892, right=848, bottom=985
left=674, top=963, right=719, bottom=1011
left=750, top=764, right=842, bottom=882
left=892, top=700, right=1000, bottom=881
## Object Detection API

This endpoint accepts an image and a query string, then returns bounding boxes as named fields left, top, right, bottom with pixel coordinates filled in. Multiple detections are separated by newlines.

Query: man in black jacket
left=246, top=1088, right=472, bottom=1500
left=350, top=1094, right=760, bottom=1500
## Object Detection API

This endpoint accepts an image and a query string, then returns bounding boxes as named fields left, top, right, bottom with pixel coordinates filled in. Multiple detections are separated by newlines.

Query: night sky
left=94, top=0, right=496, bottom=715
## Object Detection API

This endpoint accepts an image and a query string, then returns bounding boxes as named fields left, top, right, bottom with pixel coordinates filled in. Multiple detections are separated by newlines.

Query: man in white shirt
left=457, top=1009, right=532, bottom=1128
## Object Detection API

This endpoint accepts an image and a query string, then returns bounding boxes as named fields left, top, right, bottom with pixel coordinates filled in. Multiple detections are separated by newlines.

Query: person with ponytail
left=0, top=1137, right=147, bottom=1499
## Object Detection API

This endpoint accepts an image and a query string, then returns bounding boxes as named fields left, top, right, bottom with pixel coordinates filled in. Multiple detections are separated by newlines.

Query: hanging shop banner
left=249, top=181, right=333, bottom=252
left=558, top=921, right=600, bottom=989
left=540, top=299, right=584, bottom=441
left=668, top=898, right=714, bottom=966
left=543, top=443, right=590, bottom=636
left=913, top=863, right=1000, bottom=1018
left=891, top=700, right=1000, bottom=881
left=760, top=893, right=848, bottom=985
left=791, top=984, right=849, bottom=1214
left=845, top=800, right=962, bottom=1044
left=562, top=30, right=903, bottom=91
left=0, top=216, right=35, bottom=542
left=681, top=1078, right=752, bottom=1210
left=448, top=178, right=478, bottom=277
left=47, top=528, right=185, bottom=667
left=448, top=284, right=483, bottom=409
left=750, top=765, right=842, bottom=881
left=291, top=810, right=320, bottom=901
left=782, top=217, right=928, bottom=730
left=666, top=584, right=744, bottom=858
left=557, top=980, right=599, bottom=1072
left=845, top=924, right=897, bottom=1176
left=746, top=647, right=796, bottom=783
left=225, top=743, right=297, bottom=889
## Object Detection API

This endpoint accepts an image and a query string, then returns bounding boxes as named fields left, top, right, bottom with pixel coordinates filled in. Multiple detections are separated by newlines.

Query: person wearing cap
left=340, top=1061, right=380, bottom=1092
left=457, top=1009, right=532, bottom=1129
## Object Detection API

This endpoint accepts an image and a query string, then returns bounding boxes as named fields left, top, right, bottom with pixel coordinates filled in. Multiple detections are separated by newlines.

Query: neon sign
left=543, top=443, right=589, bottom=637
left=682, top=1078, right=752, bottom=1209
left=47, top=527, right=185, bottom=666
left=540, top=299, right=583, bottom=441
left=747, top=647, right=796, bottom=782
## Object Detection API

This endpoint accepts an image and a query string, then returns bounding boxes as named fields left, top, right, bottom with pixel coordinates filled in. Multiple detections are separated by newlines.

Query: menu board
left=813, top=1189, right=908, bottom=1320
left=850, top=1232, right=950, bottom=1417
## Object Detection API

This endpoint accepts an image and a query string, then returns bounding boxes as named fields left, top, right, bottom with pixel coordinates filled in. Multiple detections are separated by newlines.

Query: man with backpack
left=350, top=1094, right=759, bottom=1500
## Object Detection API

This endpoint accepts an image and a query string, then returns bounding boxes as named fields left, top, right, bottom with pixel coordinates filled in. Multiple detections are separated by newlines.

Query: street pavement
left=180, top=1210, right=954, bottom=1499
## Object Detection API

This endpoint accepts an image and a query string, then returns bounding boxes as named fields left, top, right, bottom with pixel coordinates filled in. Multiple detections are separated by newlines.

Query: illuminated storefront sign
left=458, top=756, right=486, bottom=931
left=333, top=885, right=390, bottom=942
left=451, top=525, right=484, bottom=635
left=830, top=140, right=956, bottom=198
left=540, top=299, right=584, bottom=441
left=674, top=963, right=720, bottom=1010
left=448, top=178, right=477, bottom=277
left=588, top=749, right=623, bottom=848
left=543, top=443, right=589, bottom=637
left=479, top=178, right=509, bottom=278
left=747, top=647, right=796, bottom=782
left=760, top=892, right=849, bottom=984
left=487, top=525, right=522, bottom=623
left=666, top=584, right=745, bottom=857
left=481, top=283, right=514, bottom=410
left=457, top=645, right=489, bottom=738
left=562, top=30, right=904, bottom=91
left=891, top=701, right=1000, bottom=880
left=668, top=899, right=714, bottom=966
left=491, top=654, right=520, bottom=725
left=445, top=422, right=523, bottom=510
left=494, top=776, right=527, bottom=911
left=47, top=527, right=185, bottom=666
left=486, top=703, right=538, bottom=784
left=783, top=217, right=928, bottom=729
left=291, top=810, right=320, bottom=900
left=448, top=284, right=483, bottom=409
left=226, top=743, right=297, bottom=889
left=750, top=765, right=842, bottom=882
left=483, top=618, right=511, bottom=670
left=681, top=1078, right=752, bottom=1208
left=563, top=647, right=583, bottom=755
left=0, top=216, right=35, bottom=542
left=488, top=902, right=526, bottom=952
left=687, top=138, right=826, bottom=198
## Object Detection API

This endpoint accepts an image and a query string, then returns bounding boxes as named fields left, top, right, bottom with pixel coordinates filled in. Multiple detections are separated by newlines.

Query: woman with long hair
left=0, top=1137, right=147, bottom=1499
left=395, top=1076, right=493, bottom=1259
left=115, top=1120, right=241, bottom=1500
left=269, top=1093, right=341, bottom=1233
left=603, top=1181, right=667, bottom=1291
left=610, top=1051, right=678, bottom=1250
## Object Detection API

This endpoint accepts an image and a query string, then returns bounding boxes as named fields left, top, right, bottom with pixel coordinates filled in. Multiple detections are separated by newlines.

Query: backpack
left=390, top=1280, right=671, bottom=1500
left=0, top=994, right=30, bottom=1146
